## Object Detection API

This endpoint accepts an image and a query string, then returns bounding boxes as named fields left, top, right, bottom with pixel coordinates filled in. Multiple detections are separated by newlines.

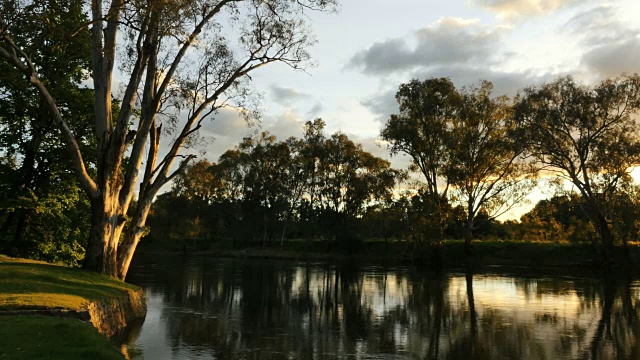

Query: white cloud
left=474, top=0, right=584, bottom=20
left=565, top=5, right=640, bottom=77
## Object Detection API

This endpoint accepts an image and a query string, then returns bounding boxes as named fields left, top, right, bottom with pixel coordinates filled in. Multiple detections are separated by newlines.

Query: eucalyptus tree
left=300, top=118, right=327, bottom=240
left=447, top=81, right=535, bottom=255
left=381, top=78, right=460, bottom=242
left=280, top=136, right=307, bottom=244
left=319, top=132, right=402, bottom=219
left=214, top=132, right=300, bottom=244
left=515, top=75, right=640, bottom=262
left=0, top=0, right=337, bottom=278
left=241, top=132, right=293, bottom=245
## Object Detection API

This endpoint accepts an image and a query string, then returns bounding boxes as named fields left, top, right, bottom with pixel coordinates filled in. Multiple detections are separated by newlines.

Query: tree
left=0, top=0, right=94, bottom=264
left=381, top=78, right=460, bottom=243
left=1, top=0, right=337, bottom=278
left=300, top=118, right=327, bottom=242
left=447, top=81, right=535, bottom=255
left=517, top=195, right=594, bottom=242
left=514, top=75, right=640, bottom=263
left=172, top=159, right=220, bottom=240
left=317, top=132, right=403, bottom=238
left=239, top=132, right=294, bottom=246
left=382, top=78, right=534, bottom=252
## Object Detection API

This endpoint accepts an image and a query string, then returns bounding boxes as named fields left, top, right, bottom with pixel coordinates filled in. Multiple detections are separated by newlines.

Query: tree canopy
left=1, top=0, right=338, bottom=278
left=515, top=75, right=640, bottom=262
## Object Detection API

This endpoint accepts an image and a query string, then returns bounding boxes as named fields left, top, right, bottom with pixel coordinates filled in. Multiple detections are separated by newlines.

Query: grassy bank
left=0, top=316, right=124, bottom=360
left=139, top=238, right=640, bottom=269
left=0, top=256, right=139, bottom=359
left=0, top=256, right=139, bottom=310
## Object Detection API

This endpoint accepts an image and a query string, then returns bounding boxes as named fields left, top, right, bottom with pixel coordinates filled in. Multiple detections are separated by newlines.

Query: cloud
left=307, top=102, right=324, bottom=118
left=474, top=0, right=583, bottom=19
left=348, top=17, right=505, bottom=75
left=360, top=89, right=398, bottom=125
left=361, top=65, right=553, bottom=128
left=564, top=5, right=635, bottom=46
left=566, top=5, right=640, bottom=77
left=581, top=38, right=640, bottom=77
left=200, top=107, right=254, bottom=140
left=412, top=65, right=553, bottom=95
left=270, top=85, right=310, bottom=105
left=264, top=111, right=307, bottom=140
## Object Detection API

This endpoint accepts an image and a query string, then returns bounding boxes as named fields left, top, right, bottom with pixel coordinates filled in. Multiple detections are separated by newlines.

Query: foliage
left=517, top=195, right=595, bottom=242
left=147, top=126, right=404, bottom=247
left=382, top=78, right=535, bottom=251
left=515, top=75, right=640, bottom=259
left=0, top=0, right=94, bottom=266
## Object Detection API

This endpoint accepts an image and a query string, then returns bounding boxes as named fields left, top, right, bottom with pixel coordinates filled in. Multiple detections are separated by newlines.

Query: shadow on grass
left=0, top=315, right=124, bottom=360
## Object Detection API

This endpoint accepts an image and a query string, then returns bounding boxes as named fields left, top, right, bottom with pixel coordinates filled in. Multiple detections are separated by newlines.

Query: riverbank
left=139, top=239, right=640, bottom=269
left=0, top=256, right=146, bottom=359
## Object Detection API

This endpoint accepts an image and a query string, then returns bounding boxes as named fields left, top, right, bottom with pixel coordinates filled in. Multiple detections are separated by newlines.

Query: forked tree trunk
left=84, top=192, right=127, bottom=277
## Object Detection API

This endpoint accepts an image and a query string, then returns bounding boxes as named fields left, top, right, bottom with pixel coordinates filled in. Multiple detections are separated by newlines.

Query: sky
left=193, top=0, right=640, bottom=220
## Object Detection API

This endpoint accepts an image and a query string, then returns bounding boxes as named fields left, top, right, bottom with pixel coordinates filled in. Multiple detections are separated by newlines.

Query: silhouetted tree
left=515, top=75, right=640, bottom=263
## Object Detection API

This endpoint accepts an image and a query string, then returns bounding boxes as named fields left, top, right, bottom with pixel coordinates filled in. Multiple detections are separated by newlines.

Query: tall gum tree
left=381, top=78, right=460, bottom=243
left=0, top=0, right=337, bottom=279
left=514, top=75, right=640, bottom=264
left=447, top=81, right=535, bottom=255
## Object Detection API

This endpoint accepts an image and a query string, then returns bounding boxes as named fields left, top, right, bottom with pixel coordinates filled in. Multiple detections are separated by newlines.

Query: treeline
left=147, top=75, right=640, bottom=266
left=147, top=120, right=404, bottom=251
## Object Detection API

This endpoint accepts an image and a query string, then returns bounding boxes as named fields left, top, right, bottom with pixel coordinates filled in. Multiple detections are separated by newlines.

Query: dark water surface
left=120, top=254, right=640, bottom=359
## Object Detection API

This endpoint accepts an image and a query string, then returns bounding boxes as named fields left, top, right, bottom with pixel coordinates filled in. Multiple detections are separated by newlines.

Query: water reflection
left=122, top=256, right=640, bottom=359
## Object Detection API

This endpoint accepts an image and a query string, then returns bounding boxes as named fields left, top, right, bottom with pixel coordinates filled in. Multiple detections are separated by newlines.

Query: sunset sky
left=196, top=0, right=640, bottom=219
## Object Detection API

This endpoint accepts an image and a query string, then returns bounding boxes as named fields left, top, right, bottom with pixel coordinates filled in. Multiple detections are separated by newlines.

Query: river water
left=120, top=254, right=640, bottom=359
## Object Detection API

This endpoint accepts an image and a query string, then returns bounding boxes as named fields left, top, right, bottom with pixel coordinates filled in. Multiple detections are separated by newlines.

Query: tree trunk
left=83, top=191, right=126, bottom=277
left=117, top=197, right=154, bottom=280
left=594, top=213, right=615, bottom=265
left=280, top=220, right=287, bottom=247
left=464, top=219, right=473, bottom=257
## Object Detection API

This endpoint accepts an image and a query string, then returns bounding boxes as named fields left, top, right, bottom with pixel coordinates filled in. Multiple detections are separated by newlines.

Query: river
left=119, top=254, right=640, bottom=359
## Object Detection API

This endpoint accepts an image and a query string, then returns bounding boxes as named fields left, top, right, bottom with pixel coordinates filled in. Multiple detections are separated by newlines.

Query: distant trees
left=147, top=122, right=404, bottom=248
left=381, top=74, right=640, bottom=262
left=517, top=195, right=595, bottom=243
left=515, top=75, right=640, bottom=262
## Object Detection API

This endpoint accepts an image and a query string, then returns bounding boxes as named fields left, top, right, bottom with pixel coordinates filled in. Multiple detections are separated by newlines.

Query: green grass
left=0, top=316, right=123, bottom=360
left=0, top=256, right=137, bottom=359
left=0, top=256, right=139, bottom=310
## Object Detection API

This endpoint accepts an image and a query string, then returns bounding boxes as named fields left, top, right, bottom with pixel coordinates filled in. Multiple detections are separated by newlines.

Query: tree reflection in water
left=122, top=256, right=640, bottom=360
